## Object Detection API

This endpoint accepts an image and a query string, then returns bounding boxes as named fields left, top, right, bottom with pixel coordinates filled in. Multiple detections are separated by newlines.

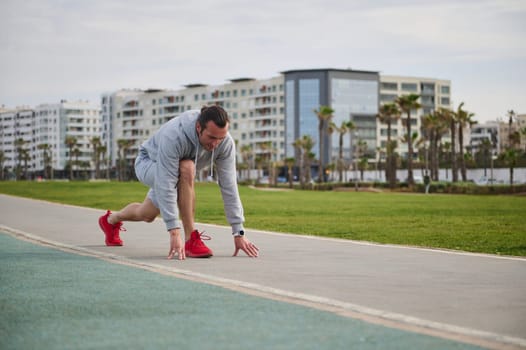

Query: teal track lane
left=0, top=232, right=487, bottom=350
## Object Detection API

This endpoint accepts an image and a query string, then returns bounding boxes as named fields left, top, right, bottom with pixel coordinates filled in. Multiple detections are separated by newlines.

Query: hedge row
left=253, top=181, right=526, bottom=195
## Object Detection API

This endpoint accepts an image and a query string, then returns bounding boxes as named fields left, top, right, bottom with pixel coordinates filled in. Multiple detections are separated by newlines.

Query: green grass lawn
left=1, top=181, right=525, bottom=256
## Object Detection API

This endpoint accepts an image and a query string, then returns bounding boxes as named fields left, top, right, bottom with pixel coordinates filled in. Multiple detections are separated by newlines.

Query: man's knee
left=179, top=160, right=195, bottom=183
left=143, top=215, right=157, bottom=223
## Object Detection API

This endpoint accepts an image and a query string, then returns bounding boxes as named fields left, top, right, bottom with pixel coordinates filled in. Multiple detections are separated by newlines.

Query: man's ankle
left=107, top=213, right=117, bottom=225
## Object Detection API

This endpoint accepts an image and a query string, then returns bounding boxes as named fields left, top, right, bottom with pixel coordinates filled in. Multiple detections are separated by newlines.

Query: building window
left=421, top=83, right=435, bottom=94
left=381, top=82, right=397, bottom=90
left=380, top=129, right=398, bottom=136
left=441, top=86, right=450, bottom=94
left=299, top=79, right=320, bottom=156
left=401, top=83, right=417, bottom=91
left=285, top=80, right=295, bottom=157
left=380, top=94, right=397, bottom=103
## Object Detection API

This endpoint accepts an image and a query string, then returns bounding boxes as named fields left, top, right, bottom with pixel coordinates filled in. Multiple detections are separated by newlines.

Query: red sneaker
left=98, top=210, right=125, bottom=246
left=185, top=230, right=213, bottom=258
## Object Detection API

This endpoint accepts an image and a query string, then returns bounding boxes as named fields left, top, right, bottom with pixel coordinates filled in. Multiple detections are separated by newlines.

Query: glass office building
left=283, top=69, right=379, bottom=167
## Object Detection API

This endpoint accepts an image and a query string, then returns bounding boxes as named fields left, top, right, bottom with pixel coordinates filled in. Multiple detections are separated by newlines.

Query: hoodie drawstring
left=210, top=149, right=214, bottom=178
left=194, top=143, right=214, bottom=180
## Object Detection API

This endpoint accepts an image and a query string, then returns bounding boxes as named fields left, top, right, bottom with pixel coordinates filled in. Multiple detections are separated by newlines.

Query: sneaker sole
left=98, top=217, right=123, bottom=247
left=186, top=252, right=213, bottom=258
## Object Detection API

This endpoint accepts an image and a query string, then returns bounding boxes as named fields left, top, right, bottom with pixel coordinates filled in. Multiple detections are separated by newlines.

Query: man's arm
left=155, top=130, right=183, bottom=231
left=215, top=136, right=245, bottom=231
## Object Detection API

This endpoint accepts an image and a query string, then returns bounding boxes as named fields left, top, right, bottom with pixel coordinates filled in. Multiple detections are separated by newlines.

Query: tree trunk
left=459, top=126, right=467, bottom=181
left=406, top=112, right=414, bottom=185
left=450, top=121, right=458, bottom=182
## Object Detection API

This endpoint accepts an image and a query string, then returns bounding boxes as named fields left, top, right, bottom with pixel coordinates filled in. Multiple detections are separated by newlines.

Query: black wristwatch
left=233, top=230, right=245, bottom=237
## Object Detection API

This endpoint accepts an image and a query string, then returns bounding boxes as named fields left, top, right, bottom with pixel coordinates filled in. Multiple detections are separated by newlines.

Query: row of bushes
left=412, top=182, right=526, bottom=195
left=252, top=181, right=526, bottom=195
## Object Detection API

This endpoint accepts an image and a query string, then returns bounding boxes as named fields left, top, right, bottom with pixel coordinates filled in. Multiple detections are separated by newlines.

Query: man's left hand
left=233, top=236, right=259, bottom=257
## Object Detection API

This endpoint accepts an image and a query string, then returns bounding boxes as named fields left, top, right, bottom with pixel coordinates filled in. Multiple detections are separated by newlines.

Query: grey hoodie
left=138, top=110, right=244, bottom=233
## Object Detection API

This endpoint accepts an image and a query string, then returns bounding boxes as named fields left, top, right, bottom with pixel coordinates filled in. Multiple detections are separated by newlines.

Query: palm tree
left=420, top=114, right=434, bottom=177
left=500, top=148, right=520, bottom=186
left=395, top=94, right=421, bottom=186
left=507, top=110, right=516, bottom=148
left=441, top=141, right=451, bottom=180
left=456, top=102, right=476, bottom=181
left=259, top=141, right=274, bottom=185
left=96, top=145, right=109, bottom=180
left=37, top=143, right=52, bottom=179
left=330, top=121, right=355, bottom=183
left=421, top=110, right=449, bottom=181
left=14, top=138, right=27, bottom=180
left=73, top=147, right=81, bottom=180
left=376, top=103, right=400, bottom=187
left=292, top=138, right=305, bottom=187
left=117, top=139, right=134, bottom=181
left=498, top=110, right=521, bottom=187
left=65, top=136, right=77, bottom=181
left=293, top=135, right=316, bottom=188
left=240, top=144, right=253, bottom=181
left=20, top=148, right=31, bottom=180
left=90, top=137, right=102, bottom=179
left=477, top=138, right=492, bottom=176
left=357, top=140, right=368, bottom=181
left=314, top=106, right=334, bottom=183
left=441, top=108, right=458, bottom=182
left=255, top=156, right=264, bottom=183
left=433, top=109, right=450, bottom=180
left=97, top=144, right=107, bottom=179
left=285, top=157, right=295, bottom=188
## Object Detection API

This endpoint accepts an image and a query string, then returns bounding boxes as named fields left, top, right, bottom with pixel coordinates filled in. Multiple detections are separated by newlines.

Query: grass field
left=0, top=181, right=525, bottom=256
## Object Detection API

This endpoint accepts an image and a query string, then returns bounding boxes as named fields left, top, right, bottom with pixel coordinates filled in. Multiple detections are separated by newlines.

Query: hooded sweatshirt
left=138, top=110, right=244, bottom=233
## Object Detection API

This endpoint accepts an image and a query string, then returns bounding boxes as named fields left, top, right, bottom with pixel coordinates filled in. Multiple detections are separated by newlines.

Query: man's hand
left=167, top=228, right=185, bottom=260
left=233, top=236, right=259, bottom=257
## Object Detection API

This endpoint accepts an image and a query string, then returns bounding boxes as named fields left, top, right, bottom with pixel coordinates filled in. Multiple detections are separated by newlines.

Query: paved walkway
left=1, top=194, right=525, bottom=349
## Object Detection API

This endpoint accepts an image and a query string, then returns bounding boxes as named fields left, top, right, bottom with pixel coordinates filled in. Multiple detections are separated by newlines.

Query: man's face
left=196, top=121, right=229, bottom=151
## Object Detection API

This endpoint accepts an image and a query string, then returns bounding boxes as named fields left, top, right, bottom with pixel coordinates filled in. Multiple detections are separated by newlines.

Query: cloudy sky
left=1, top=0, right=525, bottom=122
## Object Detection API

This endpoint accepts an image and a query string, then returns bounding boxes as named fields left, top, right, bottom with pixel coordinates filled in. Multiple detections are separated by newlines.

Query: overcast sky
left=1, top=0, right=525, bottom=122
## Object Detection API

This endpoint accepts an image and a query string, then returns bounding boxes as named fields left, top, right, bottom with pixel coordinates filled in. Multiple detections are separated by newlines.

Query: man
left=98, top=105, right=259, bottom=259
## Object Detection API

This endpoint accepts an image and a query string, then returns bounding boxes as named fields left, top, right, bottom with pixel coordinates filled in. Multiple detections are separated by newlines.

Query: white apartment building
left=499, top=114, right=526, bottom=151
left=35, top=101, right=101, bottom=173
left=0, top=108, right=34, bottom=174
left=0, top=101, right=101, bottom=179
left=470, top=121, right=500, bottom=155
left=378, top=75, right=452, bottom=160
left=102, top=75, right=285, bottom=169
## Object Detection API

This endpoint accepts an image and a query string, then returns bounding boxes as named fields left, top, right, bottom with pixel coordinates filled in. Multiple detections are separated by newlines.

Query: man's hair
left=198, top=105, right=229, bottom=130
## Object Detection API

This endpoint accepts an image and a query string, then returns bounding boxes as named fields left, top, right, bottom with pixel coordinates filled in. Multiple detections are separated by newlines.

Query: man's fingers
left=178, top=248, right=186, bottom=260
left=233, top=243, right=259, bottom=258
left=246, top=243, right=259, bottom=257
left=167, top=249, right=175, bottom=260
left=246, top=247, right=259, bottom=257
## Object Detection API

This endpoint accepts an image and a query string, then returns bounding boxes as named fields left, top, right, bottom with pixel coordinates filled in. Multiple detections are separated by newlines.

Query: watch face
left=239, top=230, right=245, bottom=236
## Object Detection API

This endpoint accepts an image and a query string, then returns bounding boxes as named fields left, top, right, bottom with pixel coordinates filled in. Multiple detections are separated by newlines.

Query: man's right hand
left=167, top=228, right=185, bottom=260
